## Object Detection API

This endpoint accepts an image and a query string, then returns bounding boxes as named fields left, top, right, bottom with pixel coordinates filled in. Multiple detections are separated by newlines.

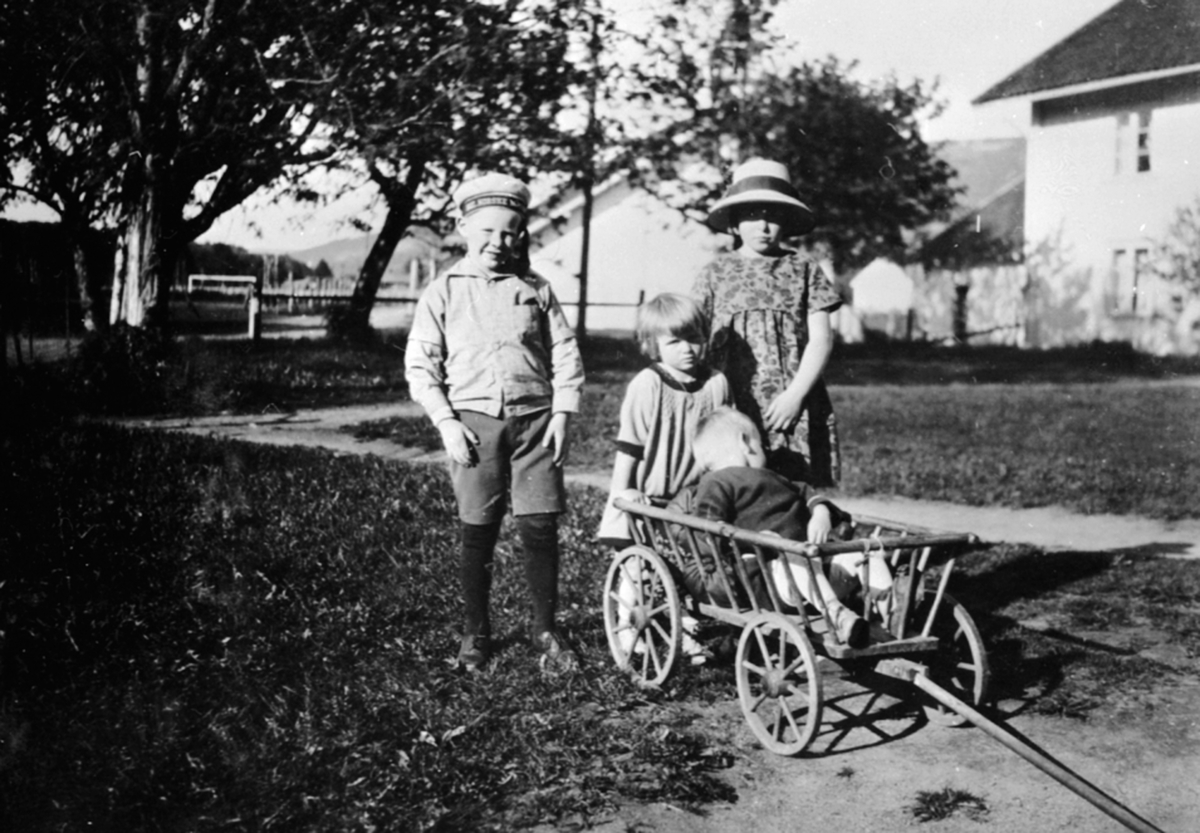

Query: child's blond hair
left=635, top=293, right=709, bottom=361
left=693, top=407, right=759, bottom=471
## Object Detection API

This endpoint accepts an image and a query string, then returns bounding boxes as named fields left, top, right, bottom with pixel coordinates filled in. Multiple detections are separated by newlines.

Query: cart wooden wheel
left=602, top=545, right=682, bottom=687
left=920, top=593, right=990, bottom=726
left=735, top=612, right=823, bottom=756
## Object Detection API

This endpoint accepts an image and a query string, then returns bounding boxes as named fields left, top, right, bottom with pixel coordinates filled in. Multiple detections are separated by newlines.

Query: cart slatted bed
left=602, top=497, right=991, bottom=756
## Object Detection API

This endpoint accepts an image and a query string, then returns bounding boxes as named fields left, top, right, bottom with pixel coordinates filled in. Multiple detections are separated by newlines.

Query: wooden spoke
left=735, top=613, right=823, bottom=756
left=920, top=593, right=990, bottom=727
left=603, top=546, right=682, bottom=688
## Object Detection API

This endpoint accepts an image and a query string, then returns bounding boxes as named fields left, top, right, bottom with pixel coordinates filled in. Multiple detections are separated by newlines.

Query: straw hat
left=705, top=159, right=815, bottom=235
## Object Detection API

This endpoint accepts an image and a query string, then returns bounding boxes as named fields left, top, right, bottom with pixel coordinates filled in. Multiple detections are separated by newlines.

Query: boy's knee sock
left=517, top=513, right=559, bottom=635
left=461, top=520, right=501, bottom=637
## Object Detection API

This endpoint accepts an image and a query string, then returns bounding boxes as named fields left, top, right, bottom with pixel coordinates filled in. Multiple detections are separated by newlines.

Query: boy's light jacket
left=405, top=257, right=584, bottom=425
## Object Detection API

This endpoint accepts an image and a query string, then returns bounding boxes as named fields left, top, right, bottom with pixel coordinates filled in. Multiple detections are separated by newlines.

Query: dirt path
left=574, top=669, right=1200, bottom=833
left=120, top=402, right=1200, bottom=559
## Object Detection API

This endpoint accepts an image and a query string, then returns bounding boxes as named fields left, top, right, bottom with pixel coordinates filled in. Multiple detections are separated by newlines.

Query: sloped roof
left=921, top=179, right=1024, bottom=270
left=920, top=139, right=1025, bottom=269
left=975, top=0, right=1200, bottom=103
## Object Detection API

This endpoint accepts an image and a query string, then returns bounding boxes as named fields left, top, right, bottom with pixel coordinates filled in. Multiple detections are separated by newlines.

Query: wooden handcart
left=602, top=498, right=989, bottom=755
left=602, top=497, right=1167, bottom=833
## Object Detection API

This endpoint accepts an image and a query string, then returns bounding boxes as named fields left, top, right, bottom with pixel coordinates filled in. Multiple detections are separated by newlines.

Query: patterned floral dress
left=691, top=250, right=842, bottom=487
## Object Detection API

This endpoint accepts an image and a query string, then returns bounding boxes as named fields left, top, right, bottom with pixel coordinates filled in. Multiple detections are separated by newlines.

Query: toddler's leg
left=771, top=558, right=868, bottom=649
left=829, top=552, right=895, bottom=622
left=772, top=558, right=843, bottom=609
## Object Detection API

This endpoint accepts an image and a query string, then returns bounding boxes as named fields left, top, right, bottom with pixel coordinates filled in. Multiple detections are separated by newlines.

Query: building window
left=1115, top=115, right=1128, bottom=174
left=1110, top=247, right=1151, bottom=314
left=1116, top=110, right=1152, bottom=174
left=1136, top=110, right=1151, bottom=172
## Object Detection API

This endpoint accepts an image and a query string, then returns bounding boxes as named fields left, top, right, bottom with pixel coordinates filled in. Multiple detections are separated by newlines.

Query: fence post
left=249, top=260, right=265, bottom=341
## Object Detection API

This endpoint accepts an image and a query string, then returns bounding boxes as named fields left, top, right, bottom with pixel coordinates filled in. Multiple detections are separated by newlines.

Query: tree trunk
left=109, top=183, right=173, bottom=329
left=329, top=161, right=424, bottom=342
left=577, top=176, right=593, bottom=343
left=71, top=237, right=99, bottom=333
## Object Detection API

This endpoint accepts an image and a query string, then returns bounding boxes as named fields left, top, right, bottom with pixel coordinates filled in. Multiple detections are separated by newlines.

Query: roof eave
left=974, top=61, right=1200, bottom=105
left=527, top=172, right=629, bottom=237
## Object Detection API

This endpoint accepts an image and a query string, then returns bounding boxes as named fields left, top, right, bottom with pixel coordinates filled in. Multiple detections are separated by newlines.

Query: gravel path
left=118, top=402, right=1200, bottom=558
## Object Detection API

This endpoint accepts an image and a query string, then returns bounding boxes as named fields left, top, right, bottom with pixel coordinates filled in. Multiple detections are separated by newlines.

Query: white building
left=528, top=177, right=721, bottom=332
left=975, top=0, right=1200, bottom=354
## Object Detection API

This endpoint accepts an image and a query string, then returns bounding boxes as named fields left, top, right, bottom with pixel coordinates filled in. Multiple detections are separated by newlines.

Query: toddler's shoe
left=457, top=633, right=491, bottom=672
left=829, top=602, right=868, bottom=649
left=536, top=630, right=580, bottom=673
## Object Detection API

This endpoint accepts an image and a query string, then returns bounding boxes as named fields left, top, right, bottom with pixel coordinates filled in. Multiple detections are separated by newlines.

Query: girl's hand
left=616, top=488, right=648, bottom=505
left=807, top=505, right=833, bottom=543
left=542, top=412, right=571, bottom=466
left=764, top=387, right=806, bottom=433
left=438, top=419, right=479, bottom=467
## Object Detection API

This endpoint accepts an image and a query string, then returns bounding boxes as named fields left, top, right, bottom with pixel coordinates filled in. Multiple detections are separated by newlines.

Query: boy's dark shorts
left=449, top=409, right=566, bottom=524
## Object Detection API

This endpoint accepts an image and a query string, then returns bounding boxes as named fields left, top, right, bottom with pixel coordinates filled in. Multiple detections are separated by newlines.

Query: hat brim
left=706, top=191, right=815, bottom=235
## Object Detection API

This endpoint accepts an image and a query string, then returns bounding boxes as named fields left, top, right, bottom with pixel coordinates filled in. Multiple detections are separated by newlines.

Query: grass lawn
left=1, top=419, right=739, bottom=831
left=834, top=382, right=1200, bottom=520
left=3, top=404, right=1198, bottom=830
left=338, top=336, right=1200, bottom=520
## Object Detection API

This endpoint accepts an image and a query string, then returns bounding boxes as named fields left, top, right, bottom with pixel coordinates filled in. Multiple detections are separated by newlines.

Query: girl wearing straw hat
left=691, top=158, right=841, bottom=487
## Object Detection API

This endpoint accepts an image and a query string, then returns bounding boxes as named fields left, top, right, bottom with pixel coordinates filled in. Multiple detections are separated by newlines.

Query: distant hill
left=287, top=227, right=445, bottom=284
left=936, top=138, right=1025, bottom=210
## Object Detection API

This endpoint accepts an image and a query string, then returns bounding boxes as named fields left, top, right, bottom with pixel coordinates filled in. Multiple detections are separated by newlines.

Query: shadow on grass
left=939, top=544, right=1195, bottom=721
left=828, top=339, right=1200, bottom=386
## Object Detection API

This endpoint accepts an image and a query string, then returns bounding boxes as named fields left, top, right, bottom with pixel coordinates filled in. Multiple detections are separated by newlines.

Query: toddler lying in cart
left=670, top=408, right=897, bottom=648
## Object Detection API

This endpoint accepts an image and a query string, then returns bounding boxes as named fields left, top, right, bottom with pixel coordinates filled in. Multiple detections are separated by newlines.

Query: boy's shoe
left=829, top=603, right=869, bottom=649
left=457, top=634, right=491, bottom=672
left=536, top=630, right=579, bottom=673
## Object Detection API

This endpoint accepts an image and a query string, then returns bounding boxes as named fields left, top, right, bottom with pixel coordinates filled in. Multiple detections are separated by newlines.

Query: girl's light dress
left=597, top=364, right=731, bottom=543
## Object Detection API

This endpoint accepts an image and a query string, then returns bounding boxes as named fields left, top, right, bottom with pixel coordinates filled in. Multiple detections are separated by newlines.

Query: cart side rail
left=613, top=498, right=979, bottom=560
left=614, top=497, right=984, bottom=649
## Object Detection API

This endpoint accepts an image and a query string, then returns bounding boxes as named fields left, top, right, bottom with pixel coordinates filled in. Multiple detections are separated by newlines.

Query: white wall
left=1024, top=75, right=1200, bottom=352
left=531, top=185, right=721, bottom=332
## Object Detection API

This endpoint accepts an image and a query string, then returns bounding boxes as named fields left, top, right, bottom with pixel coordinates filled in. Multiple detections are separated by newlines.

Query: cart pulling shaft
left=880, top=659, right=1167, bottom=833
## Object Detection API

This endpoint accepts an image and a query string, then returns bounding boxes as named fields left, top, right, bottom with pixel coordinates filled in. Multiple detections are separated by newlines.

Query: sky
left=775, top=0, right=1118, bottom=142
left=7, top=0, right=1120, bottom=253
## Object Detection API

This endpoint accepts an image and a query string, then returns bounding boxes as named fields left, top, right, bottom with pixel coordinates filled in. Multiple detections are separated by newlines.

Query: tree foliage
left=319, top=0, right=589, bottom=342
left=0, top=0, right=127, bottom=329
left=1153, top=194, right=1200, bottom=298
left=1, top=0, right=368, bottom=328
left=620, top=0, right=958, bottom=275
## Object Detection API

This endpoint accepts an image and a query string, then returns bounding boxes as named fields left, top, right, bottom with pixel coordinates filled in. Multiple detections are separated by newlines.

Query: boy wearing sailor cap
left=406, top=172, right=585, bottom=673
